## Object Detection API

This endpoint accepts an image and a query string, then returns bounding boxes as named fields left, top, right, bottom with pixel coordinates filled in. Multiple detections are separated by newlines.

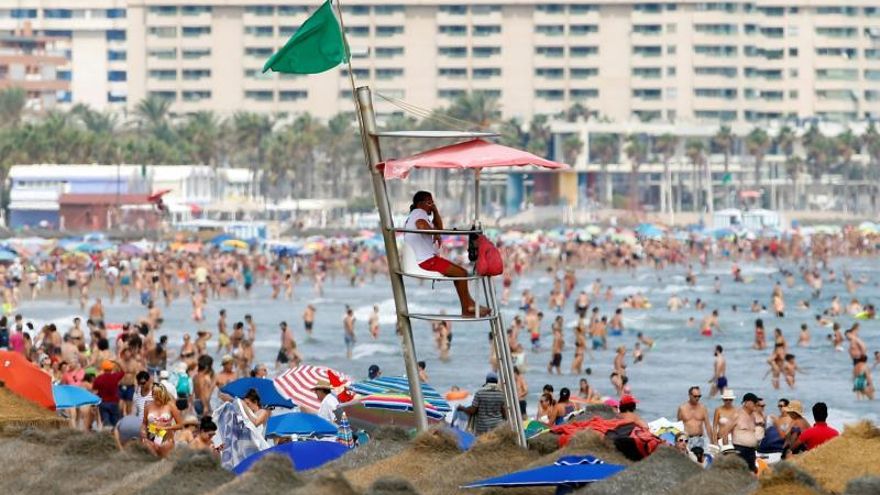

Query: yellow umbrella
left=222, top=239, right=249, bottom=249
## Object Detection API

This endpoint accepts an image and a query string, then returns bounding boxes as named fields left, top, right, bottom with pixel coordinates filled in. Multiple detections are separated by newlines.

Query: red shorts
left=418, top=256, right=453, bottom=274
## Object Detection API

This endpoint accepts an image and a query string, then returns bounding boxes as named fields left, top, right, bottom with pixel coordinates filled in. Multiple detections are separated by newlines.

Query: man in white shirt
left=312, top=379, right=339, bottom=424
left=404, top=191, right=485, bottom=317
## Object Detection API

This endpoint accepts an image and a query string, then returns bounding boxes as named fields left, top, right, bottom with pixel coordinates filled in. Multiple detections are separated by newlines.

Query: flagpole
left=332, top=0, right=362, bottom=124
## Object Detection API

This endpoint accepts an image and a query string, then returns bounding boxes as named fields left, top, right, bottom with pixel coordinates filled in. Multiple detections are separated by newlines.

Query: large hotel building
left=2, top=1, right=880, bottom=123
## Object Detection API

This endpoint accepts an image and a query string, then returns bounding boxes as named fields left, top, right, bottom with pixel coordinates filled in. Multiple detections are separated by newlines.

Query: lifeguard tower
left=354, top=87, right=566, bottom=447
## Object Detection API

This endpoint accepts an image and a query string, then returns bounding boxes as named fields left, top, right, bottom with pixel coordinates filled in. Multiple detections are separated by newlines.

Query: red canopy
left=380, top=139, right=568, bottom=180
left=0, top=350, right=54, bottom=410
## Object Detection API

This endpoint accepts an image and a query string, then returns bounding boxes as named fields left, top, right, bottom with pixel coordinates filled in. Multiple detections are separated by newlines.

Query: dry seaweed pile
left=0, top=387, right=67, bottom=433
left=577, top=446, right=703, bottom=495
left=792, top=421, right=880, bottom=494
left=665, top=454, right=757, bottom=495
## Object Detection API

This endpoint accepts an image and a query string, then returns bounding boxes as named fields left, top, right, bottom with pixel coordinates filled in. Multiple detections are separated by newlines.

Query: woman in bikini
left=141, top=384, right=183, bottom=458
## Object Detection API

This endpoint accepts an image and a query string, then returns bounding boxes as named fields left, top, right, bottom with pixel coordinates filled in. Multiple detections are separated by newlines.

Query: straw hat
left=782, top=400, right=805, bottom=418
left=310, top=379, right=333, bottom=391
left=721, top=389, right=736, bottom=400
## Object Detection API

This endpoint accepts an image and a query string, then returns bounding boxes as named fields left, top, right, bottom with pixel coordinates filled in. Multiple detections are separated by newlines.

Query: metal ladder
left=355, top=86, right=527, bottom=448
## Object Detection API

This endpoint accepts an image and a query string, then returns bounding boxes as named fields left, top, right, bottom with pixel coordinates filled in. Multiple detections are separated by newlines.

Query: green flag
left=262, top=0, right=349, bottom=75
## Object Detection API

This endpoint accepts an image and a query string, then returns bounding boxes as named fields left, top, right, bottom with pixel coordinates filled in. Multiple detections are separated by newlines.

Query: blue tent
left=233, top=440, right=349, bottom=475
left=220, top=377, right=295, bottom=409
left=266, top=412, right=338, bottom=438
left=52, top=384, right=100, bottom=409
left=461, top=456, right=625, bottom=495
left=351, top=376, right=451, bottom=412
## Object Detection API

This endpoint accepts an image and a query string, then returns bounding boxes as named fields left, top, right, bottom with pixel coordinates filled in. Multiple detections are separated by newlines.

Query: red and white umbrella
left=274, top=364, right=352, bottom=412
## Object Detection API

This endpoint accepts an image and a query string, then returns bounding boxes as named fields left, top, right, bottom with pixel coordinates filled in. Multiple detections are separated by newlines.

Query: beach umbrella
left=337, top=411, right=355, bottom=448
left=265, top=412, right=338, bottom=438
left=350, top=376, right=451, bottom=412
left=358, top=393, right=446, bottom=420
left=233, top=440, right=349, bottom=475
left=0, top=249, right=17, bottom=262
left=461, top=455, right=625, bottom=493
left=52, top=384, right=100, bottom=409
left=0, top=350, right=54, bottom=409
left=222, top=239, right=249, bottom=250
left=275, top=365, right=352, bottom=412
left=117, top=243, right=143, bottom=256
left=220, top=377, right=294, bottom=409
left=340, top=394, right=446, bottom=430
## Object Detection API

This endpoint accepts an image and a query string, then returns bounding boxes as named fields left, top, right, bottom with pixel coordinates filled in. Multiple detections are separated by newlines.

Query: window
left=816, top=6, right=857, bottom=16
left=471, top=5, right=502, bottom=14
left=632, top=67, right=662, bottom=78
left=182, top=49, right=211, bottom=59
left=108, top=70, right=127, bottom=82
left=667, top=45, right=677, bottom=55
left=10, top=9, right=37, bottom=18
left=473, top=68, right=501, bottom=78
left=867, top=7, right=880, bottom=17
left=866, top=49, right=880, bottom=60
left=43, top=30, right=72, bottom=38
left=789, top=48, right=799, bottom=57
left=346, top=26, right=369, bottom=36
left=633, top=3, right=662, bottom=13
left=376, top=47, right=404, bottom=58
left=438, top=68, right=467, bottom=78
left=536, top=46, right=564, bottom=57
left=667, top=67, right=676, bottom=76
left=149, top=69, right=177, bottom=80
left=244, top=69, right=272, bottom=79
left=439, top=25, right=466, bottom=35
left=633, top=24, right=662, bottom=35
left=149, top=6, right=178, bottom=15
left=694, top=45, right=737, bottom=57
left=374, top=5, right=404, bottom=15
left=245, top=26, right=274, bottom=37
left=816, top=27, right=857, bottom=38
left=570, top=4, right=599, bottom=14
left=376, top=26, right=404, bottom=36
left=536, top=67, right=564, bottom=78
left=182, top=90, right=210, bottom=101
left=438, top=5, right=467, bottom=15
left=789, top=90, right=799, bottom=99
left=106, top=29, right=126, bottom=41
left=816, top=47, right=856, bottom=58
left=695, top=110, right=737, bottom=121
left=865, top=90, right=880, bottom=102
left=633, top=89, right=662, bottom=100
left=536, top=25, right=565, bottom=35
left=107, top=91, right=127, bottom=103
left=696, top=3, right=738, bottom=13
left=182, top=6, right=212, bottom=15
left=756, top=6, right=784, bottom=16
left=570, top=89, right=598, bottom=99
left=245, top=47, right=273, bottom=57
left=570, top=46, right=598, bottom=57
left=695, top=66, right=737, bottom=77
left=438, top=89, right=465, bottom=98
left=472, top=46, right=501, bottom=57
left=633, top=110, right=662, bottom=121
left=760, top=27, right=783, bottom=38
left=789, top=68, right=798, bottom=77
left=182, top=69, right=210, bottom=80
left=694, top=23, right=737, bottom=35
left=280, top=6, right=309, bottom=15
left=865, top=70, right=880, bottom=81
left=57, top=70, right=72, bottom=81
left=376, top=68, right=404, bottom=79
left=438, top=46, right=467, bottom=57
left=244, top=6, right=274, bottom=15
left=473, top=25, right=501, bottom=36
left=107, top=50, right=127, bottom=61
left=245, top=90, right=273, bottom=101
left=279, top=26, right=299, bottom=37
left=694, top=88, right=737, bottom=99
left=536, top=4, right=565, bottom=13
left=182, top=26, right=211, bottom=37
left=44, top=9, right=73, bottom=19
left=106, top=8, right=126, bottom=18
left=633, top=45, right=662, bottom=57
left=342, top=68, right=370, bottom=78
left=570, top=24, right=599, bottom=35
left=279, top=90, right=308, bottom=101
left=744, top=68, right=782, bottom=80
left=816, top=90, right=856, bottom=101
left=535, top=89, right=564, bottom=100
left=149, top=26, right=177, bottom=38
left=149, top=48, right=177, bottom=60
left=570, top=67, right=598, bottom=78
left=816, top=68, right=858, bottom=81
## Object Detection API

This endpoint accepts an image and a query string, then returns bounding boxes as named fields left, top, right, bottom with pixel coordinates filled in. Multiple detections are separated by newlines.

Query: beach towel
left=551, top=416, right=662, bottom=460
left=214, top=399, right=271, bottom=470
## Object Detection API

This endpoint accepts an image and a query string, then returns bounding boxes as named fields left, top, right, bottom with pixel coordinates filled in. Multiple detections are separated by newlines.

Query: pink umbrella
left=380, top=139, right=568, bottom=180
left=274, top=365, right=352, bottom=412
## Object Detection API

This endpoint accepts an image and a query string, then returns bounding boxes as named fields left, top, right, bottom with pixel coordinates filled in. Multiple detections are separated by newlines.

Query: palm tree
left=834, top=129, right=858, bottom=213
left=135, top=95, right=172, bottom=134
left=785, top=155, right=804, bottom=209
left=589, top=133, right=619, bottom=206
left=653, top=133, right=678, bottom=216
left=561, top=134, right=583, bottom=167
left=558, top=103, right=590, bottom=122
left=685, top=138, right=705, bottom=212
left=624, top=134, right=648, bottom=213
left=0, top=87, right=26, bottom=128
left=862, top=123, right=880, bottom=213
left=182, top=111, right=222, bottom=166
left=232, top=112, right=274, bottom=198
left=446, top=92, right=500, bottom=128
left=772, top=126, right=796, bottom=209
left=745, top=127, right=770, bottom=205
left=711, top=126, right=734, bottom=206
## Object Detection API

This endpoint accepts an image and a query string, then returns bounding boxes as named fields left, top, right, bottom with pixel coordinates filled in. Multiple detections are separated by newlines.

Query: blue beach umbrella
left=350, top=376, right=451, bottom=412
left=265, top=412, right=338, bottom=437
left=0, top=249, right=17, bottom=262
left=52, top=384, right=100, bottom=409
left=232, top=440, right=349, bottom=475
left=220, top=377, right=295, bottom=409
left=461, top=455, right=625, bottom=494
left=210, top=233, right=233, bottom=245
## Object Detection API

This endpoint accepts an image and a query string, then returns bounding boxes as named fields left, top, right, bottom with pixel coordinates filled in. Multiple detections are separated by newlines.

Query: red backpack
left=475, top=235, right=504, bottom=276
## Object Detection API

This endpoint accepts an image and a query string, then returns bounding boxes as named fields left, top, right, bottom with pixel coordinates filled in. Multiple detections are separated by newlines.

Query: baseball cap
left=620, top=394, right=639, bottom=406
left=485, top=371, right=498, bottom=384
left=742, top=392, right=762, bottom=403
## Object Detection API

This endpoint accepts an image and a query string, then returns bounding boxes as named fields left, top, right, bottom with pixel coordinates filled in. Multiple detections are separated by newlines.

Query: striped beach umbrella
left=275, top=364, right=352, bottom=412
left=350, top=376, right=451, bottom=412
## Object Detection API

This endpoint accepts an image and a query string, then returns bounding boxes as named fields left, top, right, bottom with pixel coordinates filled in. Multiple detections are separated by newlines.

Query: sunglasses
left=691, top=395, right=702, bottom=399
left=676, top=438, right=687, bottom=443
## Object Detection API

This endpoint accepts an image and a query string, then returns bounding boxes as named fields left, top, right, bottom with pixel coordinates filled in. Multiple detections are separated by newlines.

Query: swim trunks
left=717, top=376, right=728, bottom=390
left=550, top=353, right=562, bottom=367
left=418, top=256, right=453, bottom=274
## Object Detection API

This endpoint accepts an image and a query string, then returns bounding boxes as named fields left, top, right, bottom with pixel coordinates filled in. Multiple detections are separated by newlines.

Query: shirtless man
left=215, top=355, right=237, bottom=388
left=700, top=310, right=720, bottom=337
left=343, top=308, right=356, bottom=360
left=525, top=308, right=540, bottom=351
left=194, top=358, right=215, bottom=417
left=719, top=392, right=762, bottom=472
left=369, top=305, right=380, bottom=340
left=782, top=353, right=804, bottom=389
left=548, top=319, right=564, bottom=374
left=708, top=345, right=727, bottom=398
left=216, top=309, right=231, bottom=354
left=303, top=304, right=316, bottom=339
left=276, top=321, right=294, bottom=370
left=797, top=323, right=810, bottom=347
left=245, top=314, right=257, bottom=342
left=609, top=309, right=624, bottom=335
left=147, top=301, right=162, bottom=330
left=677, top=386, right=713, bottom=449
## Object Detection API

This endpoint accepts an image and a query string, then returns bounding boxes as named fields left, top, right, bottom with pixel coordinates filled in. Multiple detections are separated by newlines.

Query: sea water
left=24, top=258, right=879, bottom=429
